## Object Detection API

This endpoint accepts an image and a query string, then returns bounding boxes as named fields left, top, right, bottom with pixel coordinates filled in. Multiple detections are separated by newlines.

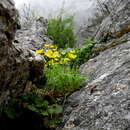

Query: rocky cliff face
left=60, top=0, right=130, bottom=129
left=0, top=0, right=50, bottom=109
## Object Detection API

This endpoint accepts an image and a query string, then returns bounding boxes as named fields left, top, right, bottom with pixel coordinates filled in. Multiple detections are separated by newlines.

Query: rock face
left=0, top=0, right=50, bottom=108
left=60, top=0, right=130, bottom=129
left=78, top=0, right=130, bottom=43
left=15, top=17, right=53, bottom=51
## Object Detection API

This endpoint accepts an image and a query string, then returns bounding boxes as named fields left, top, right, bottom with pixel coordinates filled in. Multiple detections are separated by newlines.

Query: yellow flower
left=44, top=43, right=51, bottom=47
left=69, top=50, right=76, bottom=54
left=36, top=49, right=44, bottom=54
left=52, top=51, right=61, bottom=58
left=68, top=53, right=77, bottom=59
left=50, top=44, right=57, bottom=49
left=54, top=58, right=59, bottom=61
left=63, top=58, right=70, bottom=62
left=44, top=44, right=58, bottom=50
left=52, top=48, right=57, bottom=51
left=45, top=50, right=61, bottom=59
left=50, top=45, right=55, bottom=48
left=59, top=60, right=64, bottom=64
left=44, top=49, right=54, bottom=58
left=48, top=60, right=59, bottom=66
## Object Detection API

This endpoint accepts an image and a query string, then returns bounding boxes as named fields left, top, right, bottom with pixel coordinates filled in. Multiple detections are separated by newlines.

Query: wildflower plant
left=44, top=65, right=86, bottom=95
left=36, top=43, right=77, bottom=67
left=5, top=40, right=96, bottom=129
left=36, top=43, right=86, bottom=95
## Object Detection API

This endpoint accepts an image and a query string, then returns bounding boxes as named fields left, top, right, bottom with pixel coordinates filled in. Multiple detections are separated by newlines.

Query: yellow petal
left=69, top=50, right=76, bottom=54
left=60, top=60, right=64, bottom=64
left=44, top=43, right=51, bottom=47
left=63, top=58, right=70, bottom=62
left=44, top=49, right=53, bottom=58
left=54, top=58, right=59, bottom=61
left=52, top=51, right=61, bottom=58
left=36, top=49, right=44, bottom=54
left=52, top=48, right=57, bottom=51
left=68, top=53, right=77, bottom=59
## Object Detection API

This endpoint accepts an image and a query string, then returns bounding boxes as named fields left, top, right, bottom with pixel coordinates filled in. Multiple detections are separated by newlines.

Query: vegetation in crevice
left=47, top=15, right=76, bottom=48
left=71, top=39, right=96, bottom=67
left=1, top=13, right=97, bottom=129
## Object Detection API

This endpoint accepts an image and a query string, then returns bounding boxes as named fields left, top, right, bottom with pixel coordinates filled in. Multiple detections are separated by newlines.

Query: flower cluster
left=36, top=43, right=77, bottom=66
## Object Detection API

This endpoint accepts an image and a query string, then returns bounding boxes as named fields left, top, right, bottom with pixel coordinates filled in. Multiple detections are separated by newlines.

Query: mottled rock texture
left=60, top=0, right=130, bottom=130
left=78, top=0, right=130, bottom=44
left=15, top=17, right=53, bottom=51
left=0, top=0, right=49, bottom=108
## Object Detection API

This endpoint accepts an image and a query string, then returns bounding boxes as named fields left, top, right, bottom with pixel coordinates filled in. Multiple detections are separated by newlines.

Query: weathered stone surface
left=0, top=0, right=49, bottom=108
left=15, top=17, right=53, bottom=51
left=60, top=0, right=130, bottom=129
left=78, top=0, right=130, bottom=44
left=60, top=41, right=130, bottom=130
left=94, top=0, right=130, bottom=43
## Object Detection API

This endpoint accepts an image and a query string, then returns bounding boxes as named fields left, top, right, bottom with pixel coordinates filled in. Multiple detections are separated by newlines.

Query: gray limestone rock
left=78, top=0, right=130, bottom=44
left=60, top=0, right=130, bottom=129
left=0, top=0, right=50, bottom=108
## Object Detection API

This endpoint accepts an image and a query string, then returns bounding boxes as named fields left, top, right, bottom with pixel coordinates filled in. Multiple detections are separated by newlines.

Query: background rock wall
left=60, top=0, right=130, bottom=129
left=78, top=0, right=130, bottom=44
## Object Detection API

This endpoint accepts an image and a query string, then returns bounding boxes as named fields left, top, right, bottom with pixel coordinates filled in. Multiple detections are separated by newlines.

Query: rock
left=15, top=17, right=53, bottom=51
left=0, top=0, right=50, bottom=109
left=60, top=0, right=130, bottom=129
left=94, top=0, right=130, bottom=43
left=78, top=0, right=130, bottom=44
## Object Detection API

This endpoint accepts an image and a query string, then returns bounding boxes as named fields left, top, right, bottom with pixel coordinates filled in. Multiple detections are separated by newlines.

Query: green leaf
left=36, top=100, right=49, bottom=108
left=48, top=104, right=63, bottom=115
left=4, top=107, right=19, bottom=119
left=40, top=110, right=49, bottom=116
left=27, top=104, right=38, bottom=112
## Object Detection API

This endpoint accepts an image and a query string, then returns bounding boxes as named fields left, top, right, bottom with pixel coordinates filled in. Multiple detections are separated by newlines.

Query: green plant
left=44, top=65, right=86, bottom=95
left=3, top=89, right=63, bottom=129
left=71, top=39, right=96, bottom=67
left=4, top=98, right=22, bottom=119
left=47, top=15, right=76, bottom=48
left=3, top=39, right=96, bottom=129
left=22, top=92, right=63, bottom=117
